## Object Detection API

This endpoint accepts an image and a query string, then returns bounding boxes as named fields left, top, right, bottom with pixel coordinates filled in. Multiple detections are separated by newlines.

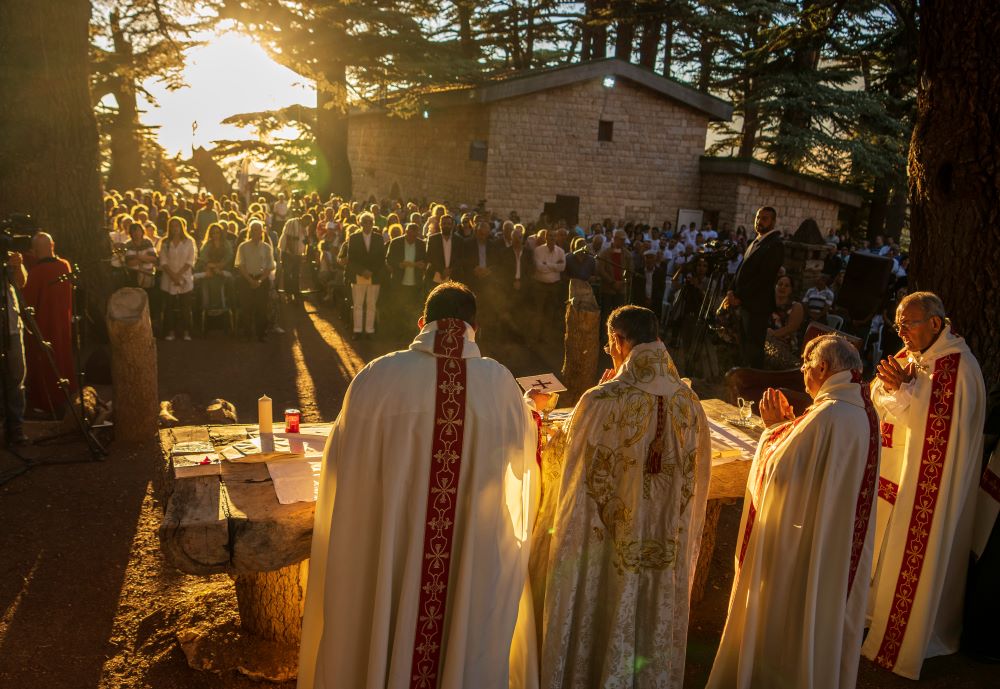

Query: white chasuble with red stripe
left=297, top=319, right=539, bottom=689
left=707, top=370, right=880, bottom=689
left=863, top=325, right=986, bottom=680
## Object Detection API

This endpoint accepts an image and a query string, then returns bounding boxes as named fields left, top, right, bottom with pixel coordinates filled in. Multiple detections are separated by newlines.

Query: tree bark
left=697, top=39, right=715, bottom=93
left=614, top=1, right=635, bottom=61
left=562, top=281, right=600, bottom=405
left=661, top=19, right=674, bottom=76
left=106, top=10, right=143, bottom=191
left=866, top=178, right=890, bottom=240
left=908, top=0, right=1000, bottom=389
left=588, top=0, right=609, bottom=59
left=456, top=1, right=476, bottom=59
left=314, top=65, right=352, bottom=198
left=0, top=0, right=109, bottom=319
left=637, top=10, right=662, bottom=69
left=738, top=75, right=759, bottom=158
left=107, top=288, right=158, bottom=443
left=233, top=561, right=308, bottom=644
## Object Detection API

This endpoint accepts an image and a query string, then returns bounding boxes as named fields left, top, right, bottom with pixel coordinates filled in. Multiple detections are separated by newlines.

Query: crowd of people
left=103, top=187, right=911, bottom=375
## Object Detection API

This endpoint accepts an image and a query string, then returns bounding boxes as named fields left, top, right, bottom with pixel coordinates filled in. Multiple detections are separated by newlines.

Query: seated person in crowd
left=764, top=275, right=804, bottom=370
left=803, top=274, right=835, bottom=323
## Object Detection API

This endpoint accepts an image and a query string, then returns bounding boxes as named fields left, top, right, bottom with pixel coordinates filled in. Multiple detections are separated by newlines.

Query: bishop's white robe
left=862, top=325, right=986, bottom=679
left=706, top=369, right=880, bottom=689
left=297, top=319, right=540, bottom=689
left=530, top=341, right=711, bottom=689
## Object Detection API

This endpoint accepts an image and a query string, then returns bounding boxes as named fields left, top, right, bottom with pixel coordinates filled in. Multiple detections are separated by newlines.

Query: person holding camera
left=2, top=250, right=27, bottom=445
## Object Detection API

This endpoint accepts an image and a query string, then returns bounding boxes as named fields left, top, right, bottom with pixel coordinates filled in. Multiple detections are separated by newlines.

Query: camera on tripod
left=0, top=213, right=37, bottom=254
left=695, top=239, right=739, bottom=269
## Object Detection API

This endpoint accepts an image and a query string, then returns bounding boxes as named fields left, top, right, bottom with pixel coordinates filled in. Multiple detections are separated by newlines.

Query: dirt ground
left=0, top=299, right=995, bottom=688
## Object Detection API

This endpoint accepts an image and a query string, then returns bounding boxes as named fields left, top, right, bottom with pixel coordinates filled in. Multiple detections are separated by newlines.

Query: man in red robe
left=22, top=232, right=76, bottom=417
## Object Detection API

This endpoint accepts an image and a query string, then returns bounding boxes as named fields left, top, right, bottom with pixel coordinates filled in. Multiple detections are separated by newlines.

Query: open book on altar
left=515, top=373, right=567, bottom=394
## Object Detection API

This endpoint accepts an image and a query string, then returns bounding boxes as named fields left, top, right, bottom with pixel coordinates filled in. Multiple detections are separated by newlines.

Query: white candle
left=258, top=395, right=273, bottom=434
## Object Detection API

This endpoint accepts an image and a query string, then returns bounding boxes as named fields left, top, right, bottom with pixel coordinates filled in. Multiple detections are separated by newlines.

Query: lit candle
left=258, top=395, right=273, bottom=435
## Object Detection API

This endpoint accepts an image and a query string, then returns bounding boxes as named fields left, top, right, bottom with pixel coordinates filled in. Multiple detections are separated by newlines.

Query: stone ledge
left=700, top=157, right=863, bottom=207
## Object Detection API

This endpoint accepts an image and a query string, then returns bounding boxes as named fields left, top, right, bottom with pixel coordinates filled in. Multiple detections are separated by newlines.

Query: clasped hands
left=759, top=388, right=795, bottom=428
left=876, top=356, right=916, bottom=392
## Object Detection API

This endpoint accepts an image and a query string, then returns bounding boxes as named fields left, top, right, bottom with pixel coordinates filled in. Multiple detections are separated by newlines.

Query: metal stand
left=684, top=265, right=730, bottom=379
left=0, top=259, right=107, bottom=486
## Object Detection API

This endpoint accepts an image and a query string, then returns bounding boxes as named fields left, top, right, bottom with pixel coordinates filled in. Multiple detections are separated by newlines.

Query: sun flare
left=141, top=30, right=314, bottom=158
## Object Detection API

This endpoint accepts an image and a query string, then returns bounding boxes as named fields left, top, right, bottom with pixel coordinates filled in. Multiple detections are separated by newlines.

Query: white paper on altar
left=267, top=459, right=323, bottom=504
left=708, top=419, right=757, bottom=466
left=226, top=430, right=330, bottom=462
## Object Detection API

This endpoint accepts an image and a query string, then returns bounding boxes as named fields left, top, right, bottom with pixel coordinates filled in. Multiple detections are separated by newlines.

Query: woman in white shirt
left=158, top=216, right=197, bottom=341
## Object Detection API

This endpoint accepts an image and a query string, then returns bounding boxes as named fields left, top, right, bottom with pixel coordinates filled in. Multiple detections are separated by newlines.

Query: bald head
left=33, top=232, right=55, bottom=258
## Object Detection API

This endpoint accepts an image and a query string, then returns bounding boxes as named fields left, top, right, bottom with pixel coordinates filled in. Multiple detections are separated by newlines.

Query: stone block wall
left=700, top=173, right=841, bottom=234
left=484, top=78, right=709, bottom=227
left=348, top=104, right=488, bottom=205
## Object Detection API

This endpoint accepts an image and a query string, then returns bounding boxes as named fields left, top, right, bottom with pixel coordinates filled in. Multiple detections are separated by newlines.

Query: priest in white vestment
left=706, top=334, right=880, bottom=689
left=297, top=282, right=540, bottom=689
left=530, top=305, right=711, bottom=689
left=863, top=291, right=986, bottom=679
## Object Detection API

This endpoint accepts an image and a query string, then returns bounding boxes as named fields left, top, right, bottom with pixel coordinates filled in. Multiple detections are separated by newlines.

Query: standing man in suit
left=463, top=219, right=501, bottom=331
left=425, top=214, right=462, bottom=287
left=346, top=212, right=386, bottom=340
left=728, top=206, right=784, bottom=368
left=385, top=222, right=427, bottom=337
left=630, top=249, right=668, bottom=311
left=498, top=226, right=534, bottom=341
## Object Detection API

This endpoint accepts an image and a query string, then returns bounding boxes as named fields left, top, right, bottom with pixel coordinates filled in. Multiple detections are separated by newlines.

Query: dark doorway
left=543, top=194, right=580, bottom=226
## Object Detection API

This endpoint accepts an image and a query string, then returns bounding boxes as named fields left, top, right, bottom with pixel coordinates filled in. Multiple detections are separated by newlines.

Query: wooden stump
left=233, top=560, right=308, bottom=644
left=692, top=500, right=724, bottom=603
left=562, top=279, right=600, bottom=405
left=106, top=288, right=158, bottom=442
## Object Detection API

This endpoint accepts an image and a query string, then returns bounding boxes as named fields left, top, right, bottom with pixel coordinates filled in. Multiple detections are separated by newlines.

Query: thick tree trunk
left=738, top=77, right=759, bottom=159
left=697, top=41, right=715, bottom=93
left=867, top=178, right=890, bottom=240
left=107, top=288, right=158, bottom=443
left=884, top=182, right=908, bottom=241
left=588, top=0, right=609, bottom=59
left=562, top=281, right=600, bottom=405
left=614, top=1, right=635, bottom=62
left=456, top=1, right=476, bottom=59
left=638, top=12, right=662, bottom=69
left=314, top=67, right=352, bottom=198
left=0, top=0, right=109, bottom=319
left=107, top=11, right=143, bottom=191
left=908, top=0, right=1000, bottom=389
left=661, top=20, right=674, bottom=76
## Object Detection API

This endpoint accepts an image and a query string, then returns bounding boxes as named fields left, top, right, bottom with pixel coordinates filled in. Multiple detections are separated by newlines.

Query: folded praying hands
left=876, top=356, right=916, bottom=392
left=759, top=387, right=795, bottom=427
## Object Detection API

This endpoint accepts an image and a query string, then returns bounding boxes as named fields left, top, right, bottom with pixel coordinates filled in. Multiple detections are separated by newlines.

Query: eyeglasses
left=893, top=318, right=929, bottom=333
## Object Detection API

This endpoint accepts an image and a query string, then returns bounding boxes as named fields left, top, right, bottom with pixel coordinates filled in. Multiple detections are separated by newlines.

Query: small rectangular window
left=469, top=140, right=488, bottom=161
left=598, top=120, right=614, bottom=142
